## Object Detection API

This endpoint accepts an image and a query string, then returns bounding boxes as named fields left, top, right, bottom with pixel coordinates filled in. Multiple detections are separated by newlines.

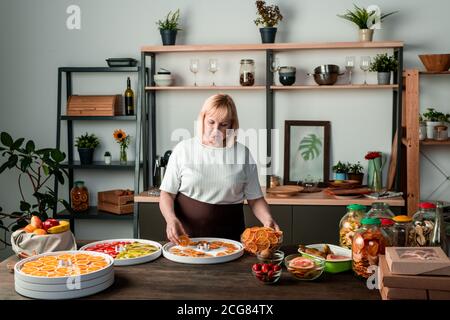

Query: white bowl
left=154, top=74, right=173, bottom=86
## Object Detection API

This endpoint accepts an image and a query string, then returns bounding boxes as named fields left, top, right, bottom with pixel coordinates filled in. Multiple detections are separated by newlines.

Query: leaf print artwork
left=298, top=134, right=322, bottom=161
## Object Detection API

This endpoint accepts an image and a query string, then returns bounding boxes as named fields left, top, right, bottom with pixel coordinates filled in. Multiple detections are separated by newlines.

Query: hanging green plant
left=298, top=134, right=322, bottom=161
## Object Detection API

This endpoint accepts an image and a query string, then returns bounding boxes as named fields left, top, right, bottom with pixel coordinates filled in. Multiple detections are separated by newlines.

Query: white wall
left=1, top=0, right=450, bottom=258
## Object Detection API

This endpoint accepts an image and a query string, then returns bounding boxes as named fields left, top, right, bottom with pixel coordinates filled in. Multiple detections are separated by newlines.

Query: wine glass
left=270, top=57, right=280, bottom=73
left=208, top=59, right=218, bottom=86
left=345, top=56, right=355, bottom=85
left=360, top=56, right=371, bottom=85
left=189, top=59, right=199, bottom=86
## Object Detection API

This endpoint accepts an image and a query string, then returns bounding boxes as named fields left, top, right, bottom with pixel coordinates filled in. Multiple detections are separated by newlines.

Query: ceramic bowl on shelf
left=154, top=74, right=173, bottom=86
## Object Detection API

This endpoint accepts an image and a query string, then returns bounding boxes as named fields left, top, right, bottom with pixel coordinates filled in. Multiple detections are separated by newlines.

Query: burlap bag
left=11, top=229, right=77, bottom=259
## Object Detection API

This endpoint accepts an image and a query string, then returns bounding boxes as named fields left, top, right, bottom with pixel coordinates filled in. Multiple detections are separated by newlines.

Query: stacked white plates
left=14, top=251, right=114, bottom=300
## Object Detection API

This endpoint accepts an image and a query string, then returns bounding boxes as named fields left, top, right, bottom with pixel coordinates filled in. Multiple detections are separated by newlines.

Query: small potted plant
left=332, top=161, right=349, bottom=181
left=348, top=162, right=364, bottom=184
left=75, top=132, right=100, bottom=165
left=254, top=0, right=283, bottom=43
left=423, top=108, right=446, bottom=140
left=156, top=9, right=181, bottom=46
left=104, top=151, right=111, bottom=165
left=337, top=4, right=398, bottom=42
left=369, top=53, right=398, bottom=85
left=419, top=113, right=426, bottom=141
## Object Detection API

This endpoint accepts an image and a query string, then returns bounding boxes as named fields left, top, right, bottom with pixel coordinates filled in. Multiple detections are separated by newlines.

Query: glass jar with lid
left=411, top=202, right=436, bottom=247
left=70, top=181, right=89, bottom=212
left=391, top=215, right=413, bottom=247
left=380, top=218, right=394, bottom=247
left=352, top=218, right=389, bottom=279
left=339, top=204, right=366, bottom=249
left=240, top=59, right=255, bottom=86
left=366, top=202, right=395, bottom=219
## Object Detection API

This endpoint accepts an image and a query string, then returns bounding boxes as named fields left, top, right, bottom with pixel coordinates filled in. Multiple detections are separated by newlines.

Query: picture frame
left=284, top=120, right=330, bottom=185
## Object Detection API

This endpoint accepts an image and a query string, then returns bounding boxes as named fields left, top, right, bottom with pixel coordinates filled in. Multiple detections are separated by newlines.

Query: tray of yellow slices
left=14, top=251, right=114, bottom=300
left=163, top=235, right=244, bottom=264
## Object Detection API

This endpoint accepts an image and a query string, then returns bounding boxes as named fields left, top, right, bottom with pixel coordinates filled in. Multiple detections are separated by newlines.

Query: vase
left=160, top=29, right=177, bottom=46
left=259, top=27, right=277, bottom=43
left=358, top=29, right=374, bottom=42
left=120, top=145, right=128, bottom=164
left=368, top=159, right=383, bottom=192
left=377, top=72, right=391, bottom=85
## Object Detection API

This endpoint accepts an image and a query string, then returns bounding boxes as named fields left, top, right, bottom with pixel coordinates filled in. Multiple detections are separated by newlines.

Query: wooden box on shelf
left=97, top=189, right=134, bottom=215
left=67, top=95, right=123, bottom=116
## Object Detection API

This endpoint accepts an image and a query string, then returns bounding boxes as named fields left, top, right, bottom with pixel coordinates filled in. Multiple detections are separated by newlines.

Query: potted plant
left=337, top=4, right=398, bottom=42
left=0, top=132, right=70, bottom=247
left=156, top=9, right=181, bottom=46
left=104, top=151, right=111, bottom=165
left=332, top=161, right=349, bottom=181
left=423, top=108, right=446, bottom=140
left=369, top=53, right=398, bottom=85
left=348, top=162, right=364, bottom=184
left=419, top=113, right=426, bottom=141
left=75, top=132, right=100, bottom=165
left=254, top=0, right=283, bottom=44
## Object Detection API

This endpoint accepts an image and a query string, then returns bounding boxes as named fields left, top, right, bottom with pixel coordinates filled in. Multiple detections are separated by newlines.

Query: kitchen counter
left=0, top=245, right=380, bottom=300
left=135, top=188, right=405, bottom=207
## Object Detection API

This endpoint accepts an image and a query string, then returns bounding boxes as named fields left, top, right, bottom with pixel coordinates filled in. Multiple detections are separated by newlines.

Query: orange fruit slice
left=178, top=234, right=190, bottom=246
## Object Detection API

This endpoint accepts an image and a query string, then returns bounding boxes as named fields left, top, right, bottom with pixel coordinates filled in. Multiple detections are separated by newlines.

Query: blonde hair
left=197, top=94, right=239, bottom=146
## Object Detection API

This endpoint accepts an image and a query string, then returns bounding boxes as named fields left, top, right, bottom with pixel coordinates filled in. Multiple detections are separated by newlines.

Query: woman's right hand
left=166, top=218, right=187, bottom=244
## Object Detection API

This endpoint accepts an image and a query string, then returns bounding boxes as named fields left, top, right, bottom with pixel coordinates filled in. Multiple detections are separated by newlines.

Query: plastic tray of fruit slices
left=79, top=239, right=162, bottom=266
left=163, top=236, right=244, bottom=264
left=14, top=251, right=114, bottom=300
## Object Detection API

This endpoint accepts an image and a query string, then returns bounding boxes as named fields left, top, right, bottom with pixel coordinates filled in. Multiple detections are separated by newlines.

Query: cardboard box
left=385, top=247, right=450, bottom=276
left=379, top=255, right=450, bottom=291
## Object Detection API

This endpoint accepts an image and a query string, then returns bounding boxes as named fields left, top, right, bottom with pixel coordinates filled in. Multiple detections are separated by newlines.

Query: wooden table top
left=0, top=245, right=380, bottom=300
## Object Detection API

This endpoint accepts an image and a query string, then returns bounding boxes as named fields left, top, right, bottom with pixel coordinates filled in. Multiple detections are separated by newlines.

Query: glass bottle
left=391, top=215, right=413, bottom=247
left=366, top=202, right=395, bottom=220
left=380, top=218, right=394, bottom=247
left=411, top=202, right=436, bottom=247
left=352, top=218, right=389, bottom=279
left=431, top=201, right=448, bottom=254
left=240, top=59, right=255, bottom=86
left=339, top=204, right=367, bottom=249
left=70, top=181, right=89, bottom=212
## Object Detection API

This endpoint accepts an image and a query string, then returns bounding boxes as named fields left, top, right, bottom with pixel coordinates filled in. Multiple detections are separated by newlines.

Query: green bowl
left=298, top=244, right=352, bottom=274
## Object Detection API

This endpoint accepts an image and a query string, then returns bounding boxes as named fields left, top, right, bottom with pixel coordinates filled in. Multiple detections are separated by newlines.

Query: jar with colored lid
left=411, top=202, right=436, bottom=247
left=366, top=202, right=395, bottom=220
left=352, top=218, right=389, bottom=279
left=339, top=204, right=367, bottom=249
left=392, top=215, right=413, bottom=247
left=380, top=218, right=394, bottom=247
left=70, top=181, right=89, bottom=212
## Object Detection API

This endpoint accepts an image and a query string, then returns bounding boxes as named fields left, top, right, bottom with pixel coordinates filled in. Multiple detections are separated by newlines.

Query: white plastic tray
left=162, top=237, right=244, bottom=265
left=79, top=239, right=162, bottom=266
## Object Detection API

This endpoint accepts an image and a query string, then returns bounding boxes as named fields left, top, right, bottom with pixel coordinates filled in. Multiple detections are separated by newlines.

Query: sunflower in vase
left=113, top=129, right=131, bottom=164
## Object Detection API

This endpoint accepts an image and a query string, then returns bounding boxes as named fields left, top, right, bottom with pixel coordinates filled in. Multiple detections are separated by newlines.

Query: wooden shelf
left=60, top=115, right=136, bottom=121
left=145, top=86, right=265, bottom=91
left=141, top=41, right=404, bottom=53
left=61, top=161, right=141, bottom=170
left=135, top=189, right=404, bottom=207
left=56, top=206, right=134, bottom=220
left=420, top=139, right=450, bottom=145
left=271, top=84, right=398, bottom=90
left=419, top=71, right=450, bottom=75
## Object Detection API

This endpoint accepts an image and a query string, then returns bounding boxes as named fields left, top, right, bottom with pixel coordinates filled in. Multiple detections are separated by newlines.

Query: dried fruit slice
left=178, top=235, right=190, bottom=247
left=289, top=257, right=315, bottom=270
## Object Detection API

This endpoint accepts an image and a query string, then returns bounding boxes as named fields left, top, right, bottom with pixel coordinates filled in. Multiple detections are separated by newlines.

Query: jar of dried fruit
left=339, top=204, right=366, bottom=249
left=366, top=202, right=395, bottom=219
left=240, top=59, right=255, bottom=86
left=411, top=202, right=436, bottom=247
left=352, top=218, right=389, bottom=279
left=70, top=181, right=89, bottom=212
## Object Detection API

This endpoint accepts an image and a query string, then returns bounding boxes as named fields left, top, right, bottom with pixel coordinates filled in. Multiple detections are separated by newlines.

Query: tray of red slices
left=163, top=235, right=244, bottom=264
left=79, top=239, right=162, bottom=266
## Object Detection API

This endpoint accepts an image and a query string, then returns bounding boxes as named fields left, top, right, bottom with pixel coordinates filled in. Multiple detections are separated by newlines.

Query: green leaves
left=156, top=9, right=182, bottom=31
left=1, top=132, right=13, bottom=147
left=298, top=134, right=322, bottom=161
left=25, top=140, right=35, bottom=153
left=74, top=132, right=100, bottom=149
left=337, top=4, right=398, bottom=29
left=369, top=53, right=398, bottom=72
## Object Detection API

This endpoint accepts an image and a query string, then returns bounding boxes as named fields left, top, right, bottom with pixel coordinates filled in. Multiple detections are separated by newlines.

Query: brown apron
left=174, top=192, right=245, bottom=241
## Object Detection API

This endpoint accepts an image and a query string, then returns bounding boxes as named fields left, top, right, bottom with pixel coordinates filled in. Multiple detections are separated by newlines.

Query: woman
left=159, top=94, right=279, bottom=244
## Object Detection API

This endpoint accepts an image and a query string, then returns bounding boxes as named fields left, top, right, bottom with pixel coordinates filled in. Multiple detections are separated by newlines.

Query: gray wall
left=1, top=0, right=450, bottom=259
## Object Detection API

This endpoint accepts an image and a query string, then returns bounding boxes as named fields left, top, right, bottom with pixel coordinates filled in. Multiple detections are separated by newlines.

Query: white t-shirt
left=159, top=137, right=263, bottom=204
